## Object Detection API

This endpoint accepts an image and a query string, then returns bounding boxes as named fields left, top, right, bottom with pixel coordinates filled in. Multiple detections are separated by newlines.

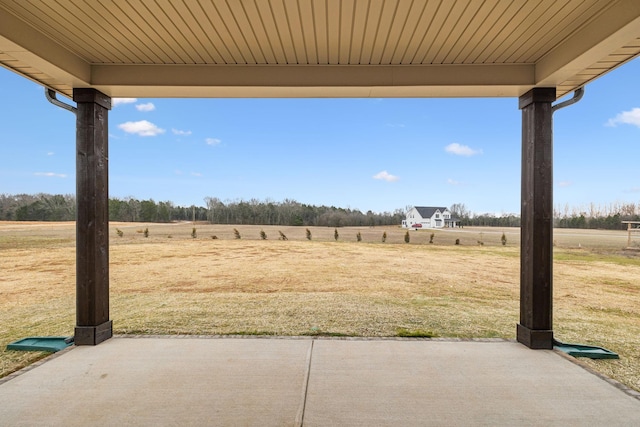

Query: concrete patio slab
left=1, top=337, right=312, bottom=426
left=1, top=337, right=639, bottom=426
left=303, top=339, right=640, bottom=426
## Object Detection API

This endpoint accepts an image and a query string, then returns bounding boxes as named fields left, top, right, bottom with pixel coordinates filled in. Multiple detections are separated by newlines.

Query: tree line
left=2, top=194, right=639, bottom=230
left=203, top=197, right=404, bottom=227
left=449, top=202, right=640, bottom=230
left=0, top=194, right=205, bottom=223
left=0, top=194, right=404, bottom=227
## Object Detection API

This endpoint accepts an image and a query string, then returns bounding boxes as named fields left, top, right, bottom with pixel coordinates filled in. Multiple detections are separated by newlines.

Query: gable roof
left=1, top=1, right=640, bottom=99
left=413, top=207, right=449, bottom=219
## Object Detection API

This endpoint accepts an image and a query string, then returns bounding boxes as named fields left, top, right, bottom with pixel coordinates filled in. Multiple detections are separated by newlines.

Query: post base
left=517, top=323, right=553, bottom=349
left=75, top=320, right=113, bottom=345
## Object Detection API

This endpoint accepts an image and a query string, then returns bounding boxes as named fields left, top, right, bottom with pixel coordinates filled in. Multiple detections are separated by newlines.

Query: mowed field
left=1, top=221, right=639, bottom=392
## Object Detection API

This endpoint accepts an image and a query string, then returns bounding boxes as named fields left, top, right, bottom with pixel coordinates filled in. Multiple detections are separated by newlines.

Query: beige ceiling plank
left=269, top=0, right=299, bottom=64
left=159, top=0, right=215, bottom=63
left=369, top=0, right=401, bottom=65
left=462, top=0, right=520, bottom=63
left=297, top=0, right=318, bottom=64
left=254, top=0, right=288, bottom=63
left=140, top=0, right=201, bottom=64
left=358, top=0, right=385, bottom=64
left=87, top=0, right=164, bottom=63
left=0, top=7, right=90, bottom=84
left=51, top=0, right=133, bottom=63
left=536, top=0, right=640, bottom=86
left=312, top=0, right=329, bottom=64
left=337, top=0, right=355, bottom=64
left=229, top=0, right=271, bottom=64
left=347, top=0, right=368, bottom=64
left=517, top=1, right=606, bottom=63
left=112, top=0, right=179, bottom=63
left=379, top=0, right=413, bottom=64
left=496, top=0, right=567, bottom=64
left=446, top=0, right=499, bottom=64
left=2, top=0, right=115, bottom=63
left=431, top=0, right=483, bottom=64
left=326, top=0, right=342, bottom=64
left=476, top=1, right=538, bottom=64
left=390, top=0, right=431, bottom=64
left=283, top=0, right=308, bottom=64
left=410, top=0, right=450, bottom=64
left=612, top=46, right=640, bottom=55
left=67, top=0, right=152, bottom=63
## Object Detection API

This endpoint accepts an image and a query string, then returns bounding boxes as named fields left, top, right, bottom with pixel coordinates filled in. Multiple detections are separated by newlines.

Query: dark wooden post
left=518, top=87, right=556, bottom=349
left=73, top=88, right=112, bottom=345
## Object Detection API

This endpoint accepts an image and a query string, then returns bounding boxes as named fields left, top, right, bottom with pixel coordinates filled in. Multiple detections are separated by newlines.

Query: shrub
left=143, top=227, right=149, bottom=238
left=233, top=228, right=241, bottom=239
left=334, top=228, right=339, bottom=241
left=429, top=232, right=434, bottom=244
left=116, top=228, right=123, bottom=238
left=260, top=230, right=267, bottom=240
left=404, top=231, right=410, bottom=243
left=278, top=231, right=288, bottom=241
left=191, top=227, right=197, bottom=239
left=455, top=238, right=460, bottom=245
left=501, top=232, right=507, bottom=246
left=211, top=235, right=218, bottom=240
left=356, top=232, right=362, bottom=242
left=382, top=231, right=387, bottom=243
left=306, top=228, right=312, bottom=240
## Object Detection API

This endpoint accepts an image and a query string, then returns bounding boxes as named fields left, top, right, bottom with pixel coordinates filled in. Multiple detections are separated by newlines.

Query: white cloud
left=558, top=180, right=573, bottom=188
left=191, top=172, right=203, bottom=177
left=447, top=178, right=461, bottom=185
left=206, top=137, right=221, bottom=146
left=624, top=186, right=640, bottom=193
left=118, top=120, right=165, bottom=137
left=373, top=170, right=399, bottom=182
left=607, top=107, right=640, bottom=128
left=172, top=128, right=192, bottom=136
left=175, top=170, right=184, bottom=175
left=35, top=172, right=67, bottom=178
left=112, top=98, right=137, bottom=106
left=445, top=143, right=482, bottom=157
left=386, top=123, right=405, bottom=128
left=135, top=102, right=155, bottom=112
left=47, top=152, right=54, bottom=156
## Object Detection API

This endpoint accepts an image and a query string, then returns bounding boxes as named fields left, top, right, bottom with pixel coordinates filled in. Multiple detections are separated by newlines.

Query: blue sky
left=1, top=58, right=639, bottom=215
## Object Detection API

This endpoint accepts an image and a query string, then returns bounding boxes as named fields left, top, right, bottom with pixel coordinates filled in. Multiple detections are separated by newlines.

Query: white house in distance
left=402, top=206, right=458, bottom=229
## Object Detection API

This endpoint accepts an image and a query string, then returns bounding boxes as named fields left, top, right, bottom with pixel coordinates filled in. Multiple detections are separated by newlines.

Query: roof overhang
left=1, top=0, right=640, bottom=99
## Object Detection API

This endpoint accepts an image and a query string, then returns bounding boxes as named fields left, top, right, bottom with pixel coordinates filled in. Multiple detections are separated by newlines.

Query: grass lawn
left=1, top=221, right=638, bottom=392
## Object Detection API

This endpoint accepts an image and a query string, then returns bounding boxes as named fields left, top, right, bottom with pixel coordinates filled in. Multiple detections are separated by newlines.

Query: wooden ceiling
left=1, top=0, right=640, bottom=99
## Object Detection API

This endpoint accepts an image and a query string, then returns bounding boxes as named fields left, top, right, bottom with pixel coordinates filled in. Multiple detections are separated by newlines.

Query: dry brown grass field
left=1, top=221, right=639, bottom=392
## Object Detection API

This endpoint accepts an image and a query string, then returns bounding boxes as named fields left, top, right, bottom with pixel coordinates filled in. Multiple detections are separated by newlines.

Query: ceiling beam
left=90, top=64, right=534, bottom=98
left=536, top=0, right=640, bottom=86
left=0, top=8, right=90, bottom=87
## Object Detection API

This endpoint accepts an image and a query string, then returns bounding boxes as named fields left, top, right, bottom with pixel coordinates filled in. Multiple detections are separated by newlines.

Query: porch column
left=517, top=87, right=556, bottom=349
left=73, top=88, right=112, bottom=345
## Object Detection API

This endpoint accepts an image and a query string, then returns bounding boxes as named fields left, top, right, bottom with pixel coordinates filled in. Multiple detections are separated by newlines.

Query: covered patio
left=1, top=336, right=640, bottom=425
left=1, top=0, right=640, bottom=422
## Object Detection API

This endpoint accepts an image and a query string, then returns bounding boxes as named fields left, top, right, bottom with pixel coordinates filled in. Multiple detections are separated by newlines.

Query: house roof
left=1, top=0, right=640, bottom=99
left=414, top=207, right=448, bottom=219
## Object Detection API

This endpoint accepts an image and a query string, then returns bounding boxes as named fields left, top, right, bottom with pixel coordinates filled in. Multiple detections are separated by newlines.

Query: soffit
left=1, top=0, right=639, bottom=99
